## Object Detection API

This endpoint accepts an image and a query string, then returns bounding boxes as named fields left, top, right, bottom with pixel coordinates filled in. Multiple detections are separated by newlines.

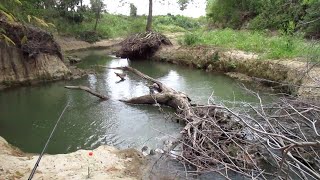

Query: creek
left=0, top=49, right=274, bottom=155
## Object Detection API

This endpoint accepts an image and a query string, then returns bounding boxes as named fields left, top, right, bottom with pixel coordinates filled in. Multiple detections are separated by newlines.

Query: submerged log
left=114, top=72, right=126, bottom=81
left=116, top=31, right=172, bottom=59
left=65, top=86, right=108, bottom=100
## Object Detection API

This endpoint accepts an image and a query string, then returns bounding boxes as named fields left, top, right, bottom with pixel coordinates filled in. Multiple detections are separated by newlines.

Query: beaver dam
left=1, top=50, right=319, bottom=179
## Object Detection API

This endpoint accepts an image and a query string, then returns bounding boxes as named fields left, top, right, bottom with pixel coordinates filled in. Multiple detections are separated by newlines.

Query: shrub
left=183, top=33, right=201, bottom=45
left=78, top=31, right=101, bottom=43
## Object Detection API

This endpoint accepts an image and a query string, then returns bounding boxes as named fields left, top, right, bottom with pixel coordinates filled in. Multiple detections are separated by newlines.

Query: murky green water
left=0, top=50, right=273, bottom=154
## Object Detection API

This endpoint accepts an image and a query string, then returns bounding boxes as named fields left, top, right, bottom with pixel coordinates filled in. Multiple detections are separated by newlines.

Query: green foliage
left=249, top=0, right=305, bottom=32
left=177, top=0, right=191, bottom=10
left=78, top=31, right=102, bottom=43
left=183, top=29, right=320, bottom=60
left=183, top=33, right=201, bottom=45
left=206, top=0, right=260, bottom=29
left=154, top=24, right=187, bottom=33
left=154, top=14, right=202, bottom=30
left=129, top=3, right=137, bottom=17
left=302, top=1, right=320, bottom=38
left=206, top=0, right=320, bottom=38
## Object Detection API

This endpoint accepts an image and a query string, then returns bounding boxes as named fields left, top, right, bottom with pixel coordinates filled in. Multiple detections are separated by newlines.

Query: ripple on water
left=0, top=50, right=275, bottom=154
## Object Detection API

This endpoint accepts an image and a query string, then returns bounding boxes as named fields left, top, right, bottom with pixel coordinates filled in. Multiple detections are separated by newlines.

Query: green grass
left=181, top=29, right=320, bottom=60
left=55, top=14, right=146, bottom=40
left=55, top=14, right=202, bottom=42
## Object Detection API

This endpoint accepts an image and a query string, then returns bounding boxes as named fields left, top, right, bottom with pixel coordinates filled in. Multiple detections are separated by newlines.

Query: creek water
left=0, top=49, right=273, bottom=155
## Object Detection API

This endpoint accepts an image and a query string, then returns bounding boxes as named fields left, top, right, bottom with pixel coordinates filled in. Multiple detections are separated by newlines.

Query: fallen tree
left=65, top=86, right=108, bottom=100
left=106, top=66, right=265, bottom=178
left=69, top=66, right=320, bottom=179
left=116, top=31, right=172, bottom=59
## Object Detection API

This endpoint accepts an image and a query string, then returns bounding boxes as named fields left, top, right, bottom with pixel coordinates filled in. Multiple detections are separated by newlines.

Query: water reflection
left=0, top=50, right=274, bottom=155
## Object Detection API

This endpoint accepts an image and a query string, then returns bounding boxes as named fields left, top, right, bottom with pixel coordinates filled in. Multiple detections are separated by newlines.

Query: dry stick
left=65, top=86, right=108, bottom=100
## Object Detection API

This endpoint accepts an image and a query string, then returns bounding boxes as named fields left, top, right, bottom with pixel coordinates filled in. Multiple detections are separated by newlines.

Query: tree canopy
left=206, top=0, right=320, bottom=38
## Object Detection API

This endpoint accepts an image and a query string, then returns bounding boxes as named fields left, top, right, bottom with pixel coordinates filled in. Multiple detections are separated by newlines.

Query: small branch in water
left=65, top=86, right=108, bottom=100
left=114, top=72, right=126, bottom=81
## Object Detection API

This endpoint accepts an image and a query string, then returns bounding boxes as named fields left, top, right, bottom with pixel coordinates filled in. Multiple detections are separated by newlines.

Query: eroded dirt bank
left=0, top=136, right=146, bottom=180
left=151, top=45, right=320, bottom=98
left=55, top=36, right=123, bottom=52
left=0, top=18, right=71, bottom=90
left=0, top=43, right=71, bottom=89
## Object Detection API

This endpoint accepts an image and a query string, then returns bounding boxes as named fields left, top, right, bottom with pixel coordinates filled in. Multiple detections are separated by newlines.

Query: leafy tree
left=129, top=3, right=137, bottom=17
left=90, top=0, right=105, bottom=31
left=302, top=0, right=320, bottom=38
left=146, top=0, right=192, bottom=31
left=177, top=0, right=192, bottom=10
left=206, top=0, right=261, bottom=29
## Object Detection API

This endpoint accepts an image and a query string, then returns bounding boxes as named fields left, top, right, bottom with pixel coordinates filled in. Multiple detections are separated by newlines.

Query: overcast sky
left=83, top=0, right=206, bottom=18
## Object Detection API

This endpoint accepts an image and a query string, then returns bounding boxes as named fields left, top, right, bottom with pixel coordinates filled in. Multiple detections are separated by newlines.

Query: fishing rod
left=28, top=101, right=70, bottom=180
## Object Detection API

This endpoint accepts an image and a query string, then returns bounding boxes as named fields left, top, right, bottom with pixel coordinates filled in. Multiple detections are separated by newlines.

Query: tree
left=146, top=0, right=191, bottom=31
left=90, top=0, right=104, bottom=31
left=146, top=0, right=153, bottom=31
left=177, top=0, right=192, bottom=10
left=129, top=3, right=137, bottom=17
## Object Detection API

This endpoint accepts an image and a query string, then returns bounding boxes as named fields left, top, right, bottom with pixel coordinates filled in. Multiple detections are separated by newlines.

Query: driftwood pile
left=116, top=31, right=172, bottom=59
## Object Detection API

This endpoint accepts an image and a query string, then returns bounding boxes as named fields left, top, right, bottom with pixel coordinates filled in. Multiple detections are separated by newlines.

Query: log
left=114, top=72, right=126, bottom=81
left=111, top=66, right=199, bottom=131
left=65, top=86, right=108, bottom=100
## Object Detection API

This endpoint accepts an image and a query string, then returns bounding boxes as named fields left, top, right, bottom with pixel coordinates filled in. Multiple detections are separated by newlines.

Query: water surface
left=0, top=50, right=273, bottom=154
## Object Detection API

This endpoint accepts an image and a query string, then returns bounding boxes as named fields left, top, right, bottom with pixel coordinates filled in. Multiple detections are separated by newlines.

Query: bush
left=153, top=15, right=201, bottom=31
left=183, top=33, right=201, bottom=45
left=206, top=0, right=260, bottom=29
left=302, top=1, right=320, bottom=39
left=78, top=30, right=101, bottom=43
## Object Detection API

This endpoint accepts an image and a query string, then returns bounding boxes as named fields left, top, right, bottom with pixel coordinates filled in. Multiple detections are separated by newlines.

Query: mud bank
left=151, top=45, right=320, bottom=98
left=0, top=136, right=145, bottom=180
left=0, top=18, right=72, bottom=90
left=0, top=43, right=71, bottom=90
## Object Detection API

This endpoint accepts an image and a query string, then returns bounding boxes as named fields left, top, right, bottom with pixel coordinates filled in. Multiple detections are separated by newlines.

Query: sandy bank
left=0, top=137, right=145, bottom=180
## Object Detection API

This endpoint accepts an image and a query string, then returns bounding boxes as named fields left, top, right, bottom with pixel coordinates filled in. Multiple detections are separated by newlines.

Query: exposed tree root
left=65, top=86, right=108, bottom=100
left=116, top=31, right=172, bottom=59
left=0, top=19, right=62, bottom=60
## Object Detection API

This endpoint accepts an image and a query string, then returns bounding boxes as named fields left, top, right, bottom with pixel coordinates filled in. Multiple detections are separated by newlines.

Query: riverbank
left=0, top=136, right=146, bottom=179
left=55, top=36, right=123, bottom=53
left=56, top=33, right=320, bottom=98
left=151, top=44, right=320, bottom=98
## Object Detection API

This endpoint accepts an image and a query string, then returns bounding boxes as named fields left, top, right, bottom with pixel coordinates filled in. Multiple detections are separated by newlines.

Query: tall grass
left=181, top=29, right=320, bottom=60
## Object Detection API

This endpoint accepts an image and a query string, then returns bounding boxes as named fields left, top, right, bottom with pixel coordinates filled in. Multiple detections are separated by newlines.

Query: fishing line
left=28, top=101, right=70, bottom=180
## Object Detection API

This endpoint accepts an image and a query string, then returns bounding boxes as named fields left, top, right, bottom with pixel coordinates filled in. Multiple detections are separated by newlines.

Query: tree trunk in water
left=146, top=0, right=153, bottom=31
left=65, top=86, right=108, bottom=100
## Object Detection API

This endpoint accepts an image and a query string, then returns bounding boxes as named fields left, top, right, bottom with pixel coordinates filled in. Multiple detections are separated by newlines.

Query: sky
left=83, top=0, right=206, bottom=18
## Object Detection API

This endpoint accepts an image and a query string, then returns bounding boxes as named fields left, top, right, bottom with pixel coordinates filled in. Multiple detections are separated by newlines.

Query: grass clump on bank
left=180, top=29, right=320, bottom=60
